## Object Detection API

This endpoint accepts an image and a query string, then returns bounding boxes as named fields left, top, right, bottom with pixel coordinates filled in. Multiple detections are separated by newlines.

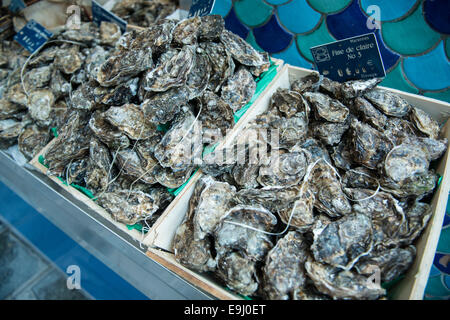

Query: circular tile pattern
left=234, top=0, right=273, bottom=27
left=277, top=0, right=321, bottom=34
left=360, top=0, right=418, bottom=21
left=308, top=0, right=352, bottom=14
left=253, top=14, right=293, bottom=53
left=423, top=0, right=450, bottom=34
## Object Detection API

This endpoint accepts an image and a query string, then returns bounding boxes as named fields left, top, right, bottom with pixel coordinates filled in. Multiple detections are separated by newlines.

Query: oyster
left=305, top=259, right=385, bottom=300
left=0, top=99, right=26, bottom=120
left=27, top=89, right=55, bottom=126
left=71, top=80, right=109, bottom=111
left=141, top=86, right=190, bottom=124
left=312, top=120, right=349, bottom=146
left=220, top=30, right=269, bottom=69
left=199, top=15, right=224, bottom=41
left=54, top=46, right=83, bottom=75
left=351, top=97, right=387, bottom=131
left=279, top=185, right=315, bottom=231
left=103, top=104, right=156, bottom=140
left=303, top=92, right=349, bottom=123
left=221, top=67, right=256, bottom=113
left=116, top=148, right=157, bottom=184
left=410, top=107, right=440, bottom=139
left=23, top=65, right=52, bottom=90
left=384, top=143, right=429, bottom=183
left=365, top=88, right=411, bottom=117
left=380, top=171, right=438, bottom=198
left=100, top=21, right=122, bottom=46
left=199, top=90, right=234, bottom=138
left=185, top=52, right=211, bottom=100
left=64, top=158, right=88, bottom=185
left=338, top=78, right=382, bottom=100
left=356, top=246, right=416, bottom=283
left=263, top=231, right=309, bottom=300
left=258, top=150, right=307, bottom=187
left=154, top=108, right=203, bottom=172
left=100, top=77, right=139, bottom=106
left=216, top=251, right=259, bottom=296
left=270, top=88, right=310, bottom=119
left=49, top=69, right=71, bottom=99
left=214, top=205, right=277, bottom=261
left=88, top=111, right=130, bottom=150
left=6, top=83, right=28, bottom=107
left=153, top=165, right=194, bottom=189
left=173, top=219, right=216, bottom=273
left=85, top=138, right=112, bottom=192
left=201, top=42, right=235, bottom=93
left=142, top=46, right=195, bottom=93
left=172, top=17, right=201, bottom=45
left=192, top=176, right=236, bottom=240
left=97, top=189, right=160, bottom=225
left=291, top=73, right=320, bottom=94
left=350, top=119, right=393, bottom=170
left=0, top=118, right=30, bottom=148
left=18, top=125, right=49, bottom=160
left=311, top=213, right=373, bottom=269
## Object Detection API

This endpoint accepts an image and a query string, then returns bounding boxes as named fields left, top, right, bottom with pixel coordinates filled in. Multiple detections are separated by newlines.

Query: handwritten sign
left=310, top=33, right=385, bottom=82
left=13, top=19, right=53, bottom=53
left=92, top=0, right=127, bottom=33
left=188, top=0, right=216, bottom=17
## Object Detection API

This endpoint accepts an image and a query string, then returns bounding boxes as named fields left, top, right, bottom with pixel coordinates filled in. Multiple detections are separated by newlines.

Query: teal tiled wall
left=212, top=0, right=450, bottom=103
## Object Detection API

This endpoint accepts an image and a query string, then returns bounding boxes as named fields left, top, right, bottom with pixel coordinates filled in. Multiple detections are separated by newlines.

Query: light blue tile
left=276, top=0, right=321, bottom=34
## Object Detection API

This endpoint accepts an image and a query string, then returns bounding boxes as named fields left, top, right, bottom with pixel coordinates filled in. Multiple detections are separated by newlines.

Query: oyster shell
left=216, top=251, right=259, bottom=296
left=88, top=111, right=130, bottom=150
left=271, top=88, right=310, bottom=119
left=116, top=148, right=157, bottom=184
left=185, top=51, right=211, bottom=100
left=141, top=86, right=190, bottom=124
left=351, top=97, right=387, bottom=131
left=338, top=78, right=382, bottom=100
left=23, top=65, right=52, bottom=90
left=201, top=42, right=235, bottom=93
left=384, top=143, right=429, bottom=183
left=103, top=104, right=156, bottom=140
left=172, top=17, right=201, bottom=45
left=153, top=165, right=194, bottom=189
left=0, top=118, right=30, bottom=148
left=188, top=176, right=235, bottom=239
left=0, top=99, right=26, bottom=120
left=100, top=21, right=122, bottom=46
left=97, top=189, right=160, bottom=225
left=305, top=259, right=385, bottom=300
left=54, top=45, right=83, bottom=75
left=154, top=108, right=203, bottom=172
left=258, top=150, right=307, bottom=187
left=220, top=30, right=269, bottom=69
left=303, top=92, right=349, bottom=123
left=410, top=107, right=440, bottom=139
left=221, top=67, right=256, bottom=113
left=214, top=205, right=277, bottom=261
left=64, top=158, right=88, bottom=185
left=199, top=15, right=224, bottom=41
left=18, top=124, right=49, bottom=160
left=364, top=88, right=411, bottom=117
left=263, top=231, right=309, bottom=300
left=199, top=90, right=234, bottom=138
left=85, top=138, right=112, bottom=193
left=311, top=213, right=373, bottom=269
left=312, top=120, right=349, bottom=146
left=291, top=73, right=320, bottom=94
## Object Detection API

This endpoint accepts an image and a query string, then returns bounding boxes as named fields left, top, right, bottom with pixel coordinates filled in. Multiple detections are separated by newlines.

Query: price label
left=13, top=19, right=53, bottom=53
left=310, top=33, right=385, bottom=82
left=92, top=0, right=127, bottom=33
left=188, top=0, right=216, bottom=17
left=9, top=0, right=26, bottom=13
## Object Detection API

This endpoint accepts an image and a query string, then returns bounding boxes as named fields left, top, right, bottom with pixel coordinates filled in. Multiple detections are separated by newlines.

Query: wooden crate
left=145, top=64, right=450, bottom=300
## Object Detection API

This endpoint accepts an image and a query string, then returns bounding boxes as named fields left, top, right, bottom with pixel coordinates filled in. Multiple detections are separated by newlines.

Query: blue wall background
left=212, top=0, right=450, bottom=103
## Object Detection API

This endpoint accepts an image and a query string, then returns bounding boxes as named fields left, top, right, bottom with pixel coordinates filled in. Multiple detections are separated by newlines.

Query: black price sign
left=310, top=33, right=386, bottom=82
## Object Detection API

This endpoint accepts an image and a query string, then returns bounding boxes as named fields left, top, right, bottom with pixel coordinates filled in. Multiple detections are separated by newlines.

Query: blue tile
left=224, top=7, right=250, bottom=40
left=360, top=0, right=418, bottom=22
left=429, top=264, right=442, bottom=277
left=271, top=40, right=314, bottom=69
left=0, top=181, right=148, bottom=300
left=276, top=0, right=321, bottom=34
left=326, top=0, right=400, bottom=70
left=403, top=41, right=450, bottom=91
left=424, top=0, right=450, bottom=34
left=253, top=14, right=293, bottom=53
left=433, top=253, right=450, bottom=275
left=211, top=0, right=233, bottom=16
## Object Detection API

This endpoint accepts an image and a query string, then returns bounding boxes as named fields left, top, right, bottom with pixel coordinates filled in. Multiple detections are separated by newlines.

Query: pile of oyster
left=174, top=74, right=448, bottom=299
left=14, top=15, right=268, bottom=227
left=112, top=0, right=178, bottom=27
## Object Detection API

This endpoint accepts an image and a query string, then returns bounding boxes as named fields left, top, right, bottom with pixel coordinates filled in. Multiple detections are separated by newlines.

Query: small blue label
left=9, top=0, right=26, bottom=13
left=310, top=33, right=385, bottom=83
left=188, top=0, right=216, bottom=17
left=13, top=19, right=53, bottom=53
left=92, top=0, right=127, bottom=33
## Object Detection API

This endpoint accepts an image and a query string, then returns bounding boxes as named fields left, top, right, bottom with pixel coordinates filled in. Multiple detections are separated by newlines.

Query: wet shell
left=97, top=189, right=160, bottom=225
left=153, top=165, right=194, bottom=189
left=103, top=104, right=156, bottom=140
left=258, top=150, right=307, bottom=187
left=271, top=88, right=310, bottom=119
left=116, top=148, right=157, bottom=185
left=0, top=99, right=26, bottom=120
left=364, top=88, right=411, bottom=117
left=338, top=78, right=382, bottom=100
left=88, top=111, right=130, bottom=150
left=23, top=65, right=52, bottom=90
left=0, top=118, right=30, bottom=148
left=303, top=92, right=349, bottom=123
left=291, top=73, right=320, bottom=94
left=384, top=143, right=429, bottom=183
left=305, top=259, right=385, bottom=300
left=85, top=138, right=112, bottom=193
left=221, top=67, right=256, bottom=113
left=201, top=42, right=235, bottom=93
left=27, top=89, right=55, bottom=126
left=185, top=51, right=211, bottom=100
left=54, top=46, right=83, bottom=75
left=172, top=17, right=201, bottom=45
left=199, top=15, right=224, bottom=41
left=410, top=107, right=440, bottom=139
left=263, top=231, right=309, bottom=300
left=100, top=21, right=122, bottom=46
left=18, top=124, right=49, bottom=160
left=351, top=97, right=387, bottom=131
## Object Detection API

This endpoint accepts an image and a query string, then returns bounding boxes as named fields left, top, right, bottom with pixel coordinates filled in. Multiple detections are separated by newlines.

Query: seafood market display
left=0, top=14, right=269, bottom=229
left=174, top=72, right=448, bottom=299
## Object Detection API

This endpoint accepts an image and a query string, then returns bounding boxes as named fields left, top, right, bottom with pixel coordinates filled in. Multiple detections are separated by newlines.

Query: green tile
left=381, top=4, right=441, bottom=55
left=445, top=38, right=450, bottom=60
left=424, top=90, right=450, bottom=104
left=436, top=227, right=450, bottom=253
left=308, top=0, right=351, bottom=14
left=296, top=19, right=335, bottom=62
left=380, top=61, right=418, bottom=94
left=424, top=275, right=449, bottom=297
left=234, top=0, right=273, bottom=27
